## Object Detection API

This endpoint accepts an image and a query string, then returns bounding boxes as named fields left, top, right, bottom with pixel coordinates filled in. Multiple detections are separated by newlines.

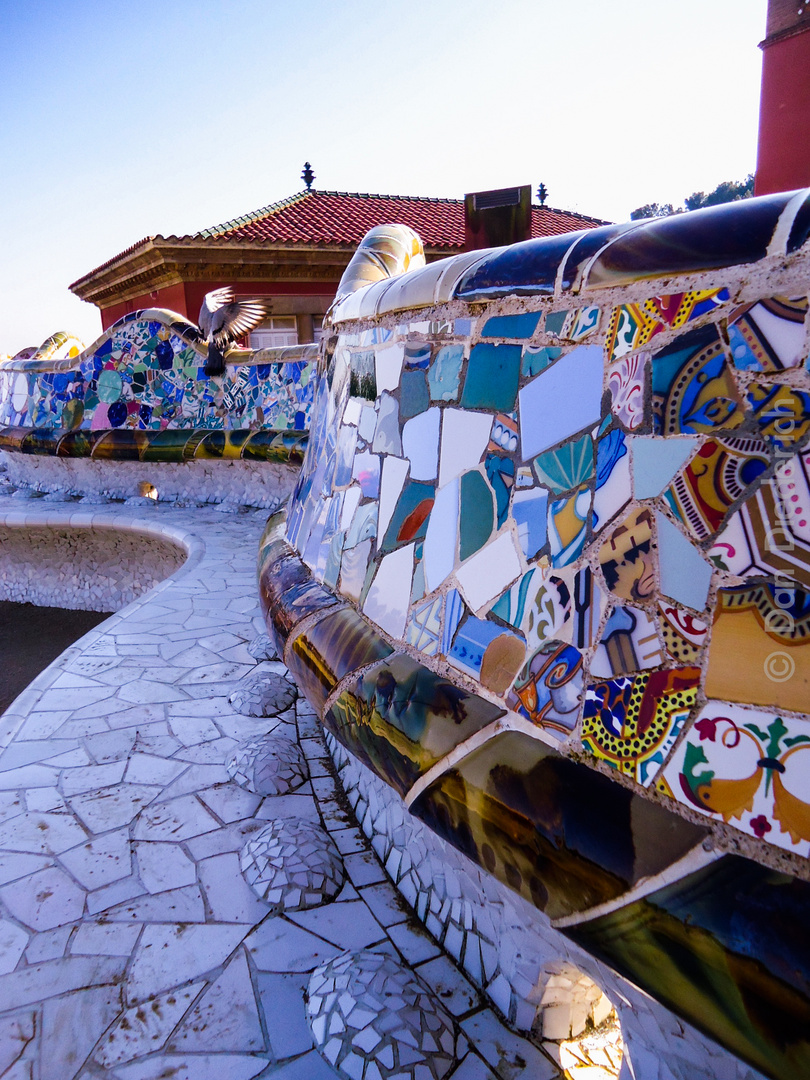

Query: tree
left=630, top=175, right=754, bottom=220
left=630, top=202, right=677, bottom=221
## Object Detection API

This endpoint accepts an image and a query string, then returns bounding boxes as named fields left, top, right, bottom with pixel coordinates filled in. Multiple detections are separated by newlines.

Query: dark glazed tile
left=585, top=192, right=797, bottom=289
left=243, top=429, right=309, bottom=464
left=139, top=429, right=196, bottom=462
left=566, top=856, right=810, bottom=1080
left=410, top=730, right=706, bottom=919
left=455, top=232, right=587, bottom=299
left=0, top=427, right=30, bottom=451
left=20, top=429, right=61, bottom=455
left=787, top=189, right=810, bottom=253
left=558, top=223, right=636, bottom=291
left=90, top=429, right=150, bottom=460
left=325, top=653, right=504, bottom=797
left=193, top=429, right=251, bottom=459
left=55, top=430, right=107, bottom=458
left=287, top=607, right=392, bottom=711
left=258, top=545, right=343, bottom=657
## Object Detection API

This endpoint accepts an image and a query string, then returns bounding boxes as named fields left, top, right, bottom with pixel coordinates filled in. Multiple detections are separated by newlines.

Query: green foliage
left=631, top=174, right=754, bottom=221
left=630, top=202, right=676, bottom=221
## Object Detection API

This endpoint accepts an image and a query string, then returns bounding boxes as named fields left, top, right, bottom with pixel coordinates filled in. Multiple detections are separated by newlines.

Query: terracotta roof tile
left=72, top=190, right=609, bottom=288
left=179, top=190, right=607, bottom=249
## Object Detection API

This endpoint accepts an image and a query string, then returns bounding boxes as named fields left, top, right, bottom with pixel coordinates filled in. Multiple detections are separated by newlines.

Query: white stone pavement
left=0, top=497, right=563, bottom=1080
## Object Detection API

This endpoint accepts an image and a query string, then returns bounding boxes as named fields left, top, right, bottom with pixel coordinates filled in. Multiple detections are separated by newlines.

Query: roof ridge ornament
left=301, top=162, right=315, bottom=191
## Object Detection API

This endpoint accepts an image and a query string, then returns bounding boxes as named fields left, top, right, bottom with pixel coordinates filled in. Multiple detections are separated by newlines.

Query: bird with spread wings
left=198, top=288, right=272, bottom=376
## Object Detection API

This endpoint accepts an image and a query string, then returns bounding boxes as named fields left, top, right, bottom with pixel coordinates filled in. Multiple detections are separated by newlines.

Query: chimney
left=755, top=0, right=810, bottom=194
left=464, top=185, right=532, bottom=251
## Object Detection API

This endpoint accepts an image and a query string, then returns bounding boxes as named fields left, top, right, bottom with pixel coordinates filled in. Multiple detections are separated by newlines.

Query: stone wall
left=0, top=524, right=186, bottom=611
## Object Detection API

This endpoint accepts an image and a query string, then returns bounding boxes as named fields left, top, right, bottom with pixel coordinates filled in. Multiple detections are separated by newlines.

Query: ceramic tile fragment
left=363, top=544, right=415, bottom=638
left=456, top=532, right=522, bottom=613
left=439, top=410, right=493, bottom=488
left=631, top=436, right=699, bottom=498
left=662, top=702, right=810, bottom=856
left=519, top=346, right=604, bottom=460
left=655, top=511, right=711, bottom=611
left=423, top=479, right=459, bottom=593
left=402, top=408, right=440, bottom=481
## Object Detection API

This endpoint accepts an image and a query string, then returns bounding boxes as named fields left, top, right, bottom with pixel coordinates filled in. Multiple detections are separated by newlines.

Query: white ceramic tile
left=362, top=544, right=415, bottom=639
left=455, top=532, right=522, bottom=613
left=439, top=410, right=493, bottom=489
left=402, top=407, right=440, bottom=482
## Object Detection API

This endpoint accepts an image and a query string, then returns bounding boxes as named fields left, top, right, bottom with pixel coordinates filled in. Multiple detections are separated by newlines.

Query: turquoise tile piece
left=631, top=436, right=699, bottom=498
left=519, top=345, right=604, bottom=460
left=460, top=344, right=521, bottom=412
left=485, top=454, right=515, bottom=527
left=380, top=480, right=435, bottom=553
left=544, top=311, right=567, bottom=335
left=428, top=345, right=463, bottom=402
left=459, top=471, right=494, bottom=561
left=655, top=511, right=712, bottom=611
left=521, top=345, right=562, bottom=378
left=400, top=369, right=429, bottom=419
left=480, top=313, right=541, bottom=339
left=533, top=433, right=594, bottom=493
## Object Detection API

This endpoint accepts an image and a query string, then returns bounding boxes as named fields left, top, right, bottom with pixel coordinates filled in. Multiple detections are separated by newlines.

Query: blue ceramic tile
left=428, top=345, right=464, bottom=402
left=632, top=436, right=699, bottom=498
left=480, top=313, right=541, bottom=339
left=656, top=511, right=712, bottom=611
left=512, top=489, right=548, bottom=559
left=455, top=232, right=584, bottom=299
left=519, top=345, right=604, bottom=460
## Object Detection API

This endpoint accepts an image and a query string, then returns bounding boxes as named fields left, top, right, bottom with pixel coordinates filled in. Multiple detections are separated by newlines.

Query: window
left=250, top=317, right=298, bottom=349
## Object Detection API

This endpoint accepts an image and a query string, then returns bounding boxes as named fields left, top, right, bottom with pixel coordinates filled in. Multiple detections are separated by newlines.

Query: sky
left=0, top=0, right=767, bottom=355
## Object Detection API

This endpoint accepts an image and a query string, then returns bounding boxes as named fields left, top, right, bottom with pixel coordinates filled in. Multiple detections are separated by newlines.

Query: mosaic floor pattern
left=0, top=496, right=563, bottom=1080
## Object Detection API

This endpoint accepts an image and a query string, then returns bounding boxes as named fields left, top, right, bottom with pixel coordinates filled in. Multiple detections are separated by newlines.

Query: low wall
left=261, top=192, right=810, bottom=1080
left=0, top=309, right=313, bottom=502
left=0, top=524, right=186, bottom=611
left=1, top=453, right=299, bottom=508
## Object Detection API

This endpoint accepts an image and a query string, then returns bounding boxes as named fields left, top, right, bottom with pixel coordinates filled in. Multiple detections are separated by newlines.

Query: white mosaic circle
left=227, top=733, right=308, bottom=795
left=241, top=818, right=344, bottom=911
left=307, top=949, right=458, bottom=1080
left=248, top=633, right=278, bottom=661
left=228, top=671, right=297, bottom=717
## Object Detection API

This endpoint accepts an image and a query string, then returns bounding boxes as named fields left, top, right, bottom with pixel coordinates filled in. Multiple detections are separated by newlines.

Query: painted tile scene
left=1, top=2, right=810, bottom=1080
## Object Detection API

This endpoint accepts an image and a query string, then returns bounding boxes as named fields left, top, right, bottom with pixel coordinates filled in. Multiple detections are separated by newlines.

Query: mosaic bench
left=0, top=316, right=315, bottom=506
left=258, top=197, right=810, bottom=1080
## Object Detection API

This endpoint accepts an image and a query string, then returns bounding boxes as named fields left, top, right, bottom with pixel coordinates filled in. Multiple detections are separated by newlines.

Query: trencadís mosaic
left=260, top=196, right=810, bottom=1080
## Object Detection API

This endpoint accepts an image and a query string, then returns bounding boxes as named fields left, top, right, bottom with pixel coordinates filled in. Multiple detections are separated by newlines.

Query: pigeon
left=198, top=288, right=272, bottom=376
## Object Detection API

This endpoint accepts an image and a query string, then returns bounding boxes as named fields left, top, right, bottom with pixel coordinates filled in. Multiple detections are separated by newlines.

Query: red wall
left=100, top=279, right=342, bottom=332
left=755, top=28, right=810, bottom=195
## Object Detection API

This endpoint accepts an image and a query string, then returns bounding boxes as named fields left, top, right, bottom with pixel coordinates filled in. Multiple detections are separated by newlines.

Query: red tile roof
left=72, top=190, right=608, bottom=288
left=179, top=189, right=607, bottom=249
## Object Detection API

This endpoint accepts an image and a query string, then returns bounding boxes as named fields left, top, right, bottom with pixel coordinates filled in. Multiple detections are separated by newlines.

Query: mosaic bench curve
left=0, top=309, right=317, bottom=463
left=260, top=191, right=810, bottom=1080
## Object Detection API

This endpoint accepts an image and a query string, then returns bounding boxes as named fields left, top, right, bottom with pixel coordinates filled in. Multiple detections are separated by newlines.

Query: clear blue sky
left=1, top=0, right=767, bottom=355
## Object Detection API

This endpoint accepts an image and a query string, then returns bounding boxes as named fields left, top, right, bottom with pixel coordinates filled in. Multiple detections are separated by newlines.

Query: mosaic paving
left=258, top=193, right=810, bottom=1080
left=0, top=496, right=548, bottom=1080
